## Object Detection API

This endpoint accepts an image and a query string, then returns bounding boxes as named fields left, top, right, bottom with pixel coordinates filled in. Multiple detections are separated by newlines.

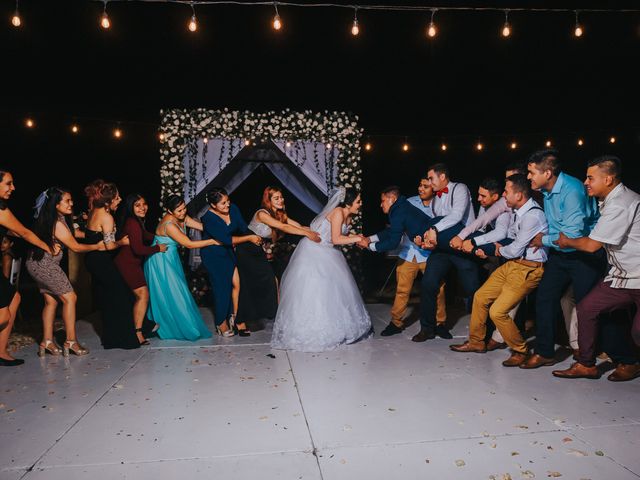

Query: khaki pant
left=469, top=261, right=544, bottom=354
left=391, top=258, right=446, bottom=328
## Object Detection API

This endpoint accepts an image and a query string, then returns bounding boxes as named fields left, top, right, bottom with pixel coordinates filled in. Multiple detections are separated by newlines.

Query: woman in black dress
left=82, top=180, right=139, bottom=350
left=0, top=167, right=54, bottom=366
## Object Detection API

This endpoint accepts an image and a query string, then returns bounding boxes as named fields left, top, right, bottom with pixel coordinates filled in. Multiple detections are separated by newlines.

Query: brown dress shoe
left=519, top=353, right=556, bottom=369
left=412, top=330, right=435, bottom=342
left=502, top=352, right=528, bottom=367
left=552, top=362, right=600, bottom=379
left=607, top=364, right=640, bottom=382
left=449, top=341, right=486, bottom=353
left=486, top=339, right=508, bottom=351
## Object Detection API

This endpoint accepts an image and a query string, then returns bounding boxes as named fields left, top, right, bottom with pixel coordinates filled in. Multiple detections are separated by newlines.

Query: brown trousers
left=391, top=258, right=446, bottom=328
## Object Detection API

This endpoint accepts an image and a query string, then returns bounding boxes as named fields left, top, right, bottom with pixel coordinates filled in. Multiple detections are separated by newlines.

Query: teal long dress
left=144, top=222, right=212, bottom=341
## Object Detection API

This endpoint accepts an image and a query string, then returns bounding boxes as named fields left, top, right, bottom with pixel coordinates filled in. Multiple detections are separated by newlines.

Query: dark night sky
left=2, top=0, right=639, bottom=228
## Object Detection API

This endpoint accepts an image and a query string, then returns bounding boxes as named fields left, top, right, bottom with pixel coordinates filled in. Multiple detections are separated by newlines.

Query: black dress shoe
left=412, top=330, right=435, bottom=342
left=435, top=325, right=453, bottom=339
left=380, top=323, right=403, bottom=337
left=0, top=357, right=25, bottom=367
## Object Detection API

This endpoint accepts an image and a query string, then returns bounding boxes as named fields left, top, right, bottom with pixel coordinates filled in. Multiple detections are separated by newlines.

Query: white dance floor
left=1, top=305, right=639, bottom=479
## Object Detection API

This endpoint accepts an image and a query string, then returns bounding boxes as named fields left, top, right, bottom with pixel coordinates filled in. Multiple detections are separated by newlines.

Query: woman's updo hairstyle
left=339, top=187, right=360, bottom=208
left=206, top=187, right=228, bottom=206
left=163, top=194, right=185, bottom=213
left=84, top=179, right=118, bottom=210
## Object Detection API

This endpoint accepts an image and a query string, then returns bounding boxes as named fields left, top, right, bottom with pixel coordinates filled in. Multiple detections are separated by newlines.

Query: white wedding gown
left=270, top=216, right=372, bottom=353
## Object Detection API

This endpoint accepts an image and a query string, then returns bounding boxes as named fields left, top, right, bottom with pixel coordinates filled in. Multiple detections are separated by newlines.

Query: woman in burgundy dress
left=115, top=194, right=167, bottom=345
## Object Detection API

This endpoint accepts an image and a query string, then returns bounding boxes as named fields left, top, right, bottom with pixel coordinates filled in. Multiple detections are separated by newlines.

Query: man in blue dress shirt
left=520, top=149, right=604, bottom=369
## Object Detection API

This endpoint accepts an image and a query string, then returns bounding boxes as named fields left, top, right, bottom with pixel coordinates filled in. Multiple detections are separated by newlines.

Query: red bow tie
left=435, top=187, right=449, bottom=198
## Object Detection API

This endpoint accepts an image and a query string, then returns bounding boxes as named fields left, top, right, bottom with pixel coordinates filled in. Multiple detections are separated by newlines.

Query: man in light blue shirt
left=367, top=178, right=447, bottom=336
left=521, top=149, right=606, bottom=369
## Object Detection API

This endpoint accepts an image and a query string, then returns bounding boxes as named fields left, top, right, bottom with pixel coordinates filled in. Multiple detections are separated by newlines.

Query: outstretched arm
left=166, top=223, right=221, bottom=249
left=256, top=211, right=320, bottom=242
left=55, top=221, right=104, bottom=253
left=328, top=209, right=362, bottom=246
left=0, top=208, right=53, bottom=254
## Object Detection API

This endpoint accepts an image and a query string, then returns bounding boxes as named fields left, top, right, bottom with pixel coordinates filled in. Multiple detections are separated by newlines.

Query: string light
left=100, top=1, right=111, bottom=29
left=440, top=143, right=447, bottom=151
left=71, top=124, right=80, bottom=134
left=158, top=132, right=165, bottom=141
left=25, top=118, right=35, bottom=128
left=188, top=3, right=198, bottom=32
left=326, top=142, right=333, bottom=149
left=113, top=127, right=122, bottom=138
left=272, top=2, right=282, bottom=31
left=426, top=9, right=437, bottom=38
left=577, top=138, right=584, bottom=146
left=244, top=139, right=251, bottom=146
left=545, top=139, right=552, bottom=147
left=502, top=10, right=511, bottom=37
left=609, top=136, right=616, bottom=144
left=510, top=141, right=517, bottom=150
left=285, top=140, right=292, bottom=147
left=476, top=142, right=484, bottom=151
left=574, top=10, right=583, bottom=37
left=402, top=138, right=409, bottom=152
left=203, top=136, right=208, bottom=143
left=351, top=8, right=360, bottom=36
left=11, top=0, right=21, bottom=27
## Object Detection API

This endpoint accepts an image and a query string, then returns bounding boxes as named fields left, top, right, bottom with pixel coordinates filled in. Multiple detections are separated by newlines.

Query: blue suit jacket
left=373, top=197, right=439, bottom=252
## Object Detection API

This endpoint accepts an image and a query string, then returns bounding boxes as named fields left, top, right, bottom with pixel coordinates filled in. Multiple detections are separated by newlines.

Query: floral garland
left=158, top=108, right=364, bottom=231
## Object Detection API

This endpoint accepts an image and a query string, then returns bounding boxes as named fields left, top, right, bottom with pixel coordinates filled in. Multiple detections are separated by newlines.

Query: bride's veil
left=310, top=186, right=346, bottom=231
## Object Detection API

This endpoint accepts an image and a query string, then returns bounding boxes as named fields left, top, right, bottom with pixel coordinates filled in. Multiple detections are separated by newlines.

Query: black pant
left=420, top=251, right=481, bottom=333
left=534, top=249, right=606, bottom=358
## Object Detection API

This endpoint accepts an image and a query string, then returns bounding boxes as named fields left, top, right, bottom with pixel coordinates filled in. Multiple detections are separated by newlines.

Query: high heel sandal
left=38, top=339, right=62, bottom=357
left=229, top=314, right=250, bottom=336
left=135, top=328, right=150, bottom=345
left=216, top=322, right=235, bottom=337
left=63, top=340, right=89, bottom=357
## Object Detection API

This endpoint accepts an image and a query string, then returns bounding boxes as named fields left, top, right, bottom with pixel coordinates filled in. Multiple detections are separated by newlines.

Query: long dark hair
left=206, top=187, right=228, bottom=207
left=31, top=187, right=74, bottom=261
left=117, top=193, right=147, bottom=237
left=0, top=166, right=10, bottom=210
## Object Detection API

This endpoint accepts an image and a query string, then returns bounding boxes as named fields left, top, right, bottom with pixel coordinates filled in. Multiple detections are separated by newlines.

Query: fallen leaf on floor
left=547, top=472, right=562, bottom=477
left=521, top=470, right=535, bottom=479
left=595, top=451, right=604, bottom=456
left=266, top=354, right=276, bottom=359
left=566, top=449, right=587, bottom=457
left=455, top=459, right=466, bottom=467
left=562, top=437, right=573, bottom=443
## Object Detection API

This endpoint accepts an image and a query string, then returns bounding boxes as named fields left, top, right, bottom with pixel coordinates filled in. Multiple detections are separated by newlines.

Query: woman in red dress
left=115, top=194, right=167, bottom=345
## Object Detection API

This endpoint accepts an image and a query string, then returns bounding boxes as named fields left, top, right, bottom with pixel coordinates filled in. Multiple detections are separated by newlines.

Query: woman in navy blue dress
left=200, top=188, right=262, bottom=337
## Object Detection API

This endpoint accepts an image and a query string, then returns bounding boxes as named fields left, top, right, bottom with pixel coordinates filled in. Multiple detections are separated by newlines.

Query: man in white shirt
left=414, top=163, right=477, bottom=342
left=552, top=156, right=640, bottom=382
left=450, top=174, right=548, bottom=367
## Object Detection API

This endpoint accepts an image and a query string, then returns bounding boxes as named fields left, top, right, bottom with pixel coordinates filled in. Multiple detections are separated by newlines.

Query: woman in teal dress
left=144, top=195, right=218, bottom=341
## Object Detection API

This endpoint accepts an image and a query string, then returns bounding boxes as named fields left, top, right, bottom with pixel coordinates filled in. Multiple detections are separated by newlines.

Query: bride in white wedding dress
left=270, top=187, right=373, bottom=352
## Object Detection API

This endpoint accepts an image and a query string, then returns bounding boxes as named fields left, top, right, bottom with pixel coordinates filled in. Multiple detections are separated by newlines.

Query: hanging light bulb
left=574, top=11, right=583, bottom=37
left=25, top=118, right=35, bottom=128
left=364, top=142, right=372, bottom=151
left=100, top=1, right=111, bottom=29
left=510, top=141, right=518, bottom=150
left=11, top=1, right=21, bottom=27
left=440, top=143, right=447, bottom=152
left=71, top=124, right=80, bottom=134
left=545, top=139, right=552, bottom=147
left=351, top=8, right=359, bottom=36
left=203, top=136, right=208, bottom=144
left=158, top=132, right=165, bottom=141
left=326, top=142, right=332, bottom=149
left=113, top=127, right=122, bottom=139
left=402, top=141, right=409, bottom=152
left=285, top=140, right=292, bottom=147
left=426, top=9, right=437, bottom=38
left=272, top=2, right=282, bottom=31
left=609, top=136, right=616, bottom=144
left=244, top=139, right=251, bottom=146
left=502, top=10, right=511, bottom=38
left=188, top=3, right=198, bottom=32
left=577, top=138, right=584, bottom=146
left=476, top=142, right=484, bottom=151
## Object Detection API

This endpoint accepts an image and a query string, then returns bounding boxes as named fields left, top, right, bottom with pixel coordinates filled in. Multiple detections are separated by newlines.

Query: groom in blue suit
left=359, top=186, right=463, bottom=336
